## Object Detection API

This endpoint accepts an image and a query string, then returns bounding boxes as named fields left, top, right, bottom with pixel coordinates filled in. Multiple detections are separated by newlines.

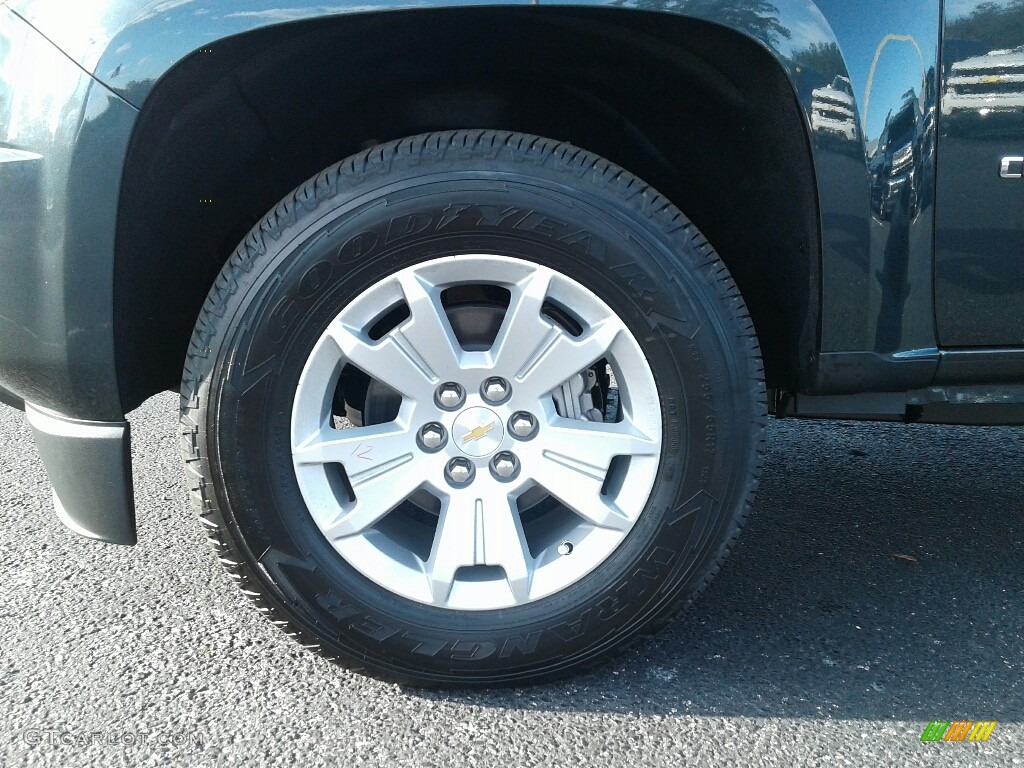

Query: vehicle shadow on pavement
left=420, top=419, right=1024, bottom=720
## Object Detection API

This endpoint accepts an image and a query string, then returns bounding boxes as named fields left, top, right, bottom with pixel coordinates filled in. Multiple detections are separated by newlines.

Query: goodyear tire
left=180, top=130, right=765, bottom=686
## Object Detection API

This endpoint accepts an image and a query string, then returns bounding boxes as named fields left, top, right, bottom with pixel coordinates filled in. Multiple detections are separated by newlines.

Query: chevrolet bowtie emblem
left=462, top=422, right=495, bottom=444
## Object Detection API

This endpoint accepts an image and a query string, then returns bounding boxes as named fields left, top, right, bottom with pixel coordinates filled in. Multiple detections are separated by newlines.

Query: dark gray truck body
left=1, top=0, right=1022, bottom=543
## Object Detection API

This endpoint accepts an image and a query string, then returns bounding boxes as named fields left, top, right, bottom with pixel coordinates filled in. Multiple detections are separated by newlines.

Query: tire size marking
left=699, top=373, right=716, bottom=410
left=666, top=397, right=681, bottom=457
left=704, top=415, right=717, bottom=455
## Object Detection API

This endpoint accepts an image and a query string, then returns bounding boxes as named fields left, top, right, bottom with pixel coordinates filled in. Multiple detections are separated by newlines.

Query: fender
left=556, top=1, right=942, bottom=392
left=9, top=0, right=943, bottom=394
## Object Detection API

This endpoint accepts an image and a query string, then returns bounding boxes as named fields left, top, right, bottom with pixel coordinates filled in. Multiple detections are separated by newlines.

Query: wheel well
left=114, top=6, right=819, bottom=411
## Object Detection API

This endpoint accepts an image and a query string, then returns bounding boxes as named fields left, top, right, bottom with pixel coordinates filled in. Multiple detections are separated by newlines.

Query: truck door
left=935, top=2, right=1024, bottom=346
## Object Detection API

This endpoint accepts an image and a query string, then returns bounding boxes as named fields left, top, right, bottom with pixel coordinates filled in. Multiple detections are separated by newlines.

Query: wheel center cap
left=452, top=406, right=504, bottom=457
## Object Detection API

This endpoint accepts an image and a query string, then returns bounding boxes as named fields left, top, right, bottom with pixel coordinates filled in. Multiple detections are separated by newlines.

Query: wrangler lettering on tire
left=180, top=130, right=766, bottom=686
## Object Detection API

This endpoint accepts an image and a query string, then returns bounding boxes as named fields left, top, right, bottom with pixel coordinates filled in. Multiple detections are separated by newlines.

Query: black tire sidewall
left=203, top=162, right=759, bottom=683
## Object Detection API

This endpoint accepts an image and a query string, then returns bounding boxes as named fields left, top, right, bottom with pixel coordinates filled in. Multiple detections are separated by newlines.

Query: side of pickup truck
left=1, top=0, right=1022, bottom=686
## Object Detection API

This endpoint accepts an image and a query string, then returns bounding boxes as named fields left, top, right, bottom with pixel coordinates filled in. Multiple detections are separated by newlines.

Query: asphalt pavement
left=1, top=392, right=1021, bottom=767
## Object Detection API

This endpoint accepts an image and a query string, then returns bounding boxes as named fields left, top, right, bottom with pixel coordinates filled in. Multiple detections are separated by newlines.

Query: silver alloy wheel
left=290, top=255, right=662, bottom=610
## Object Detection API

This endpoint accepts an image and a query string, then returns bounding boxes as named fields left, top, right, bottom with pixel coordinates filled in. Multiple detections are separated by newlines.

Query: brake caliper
left=553, top=366, right=616, bottom=422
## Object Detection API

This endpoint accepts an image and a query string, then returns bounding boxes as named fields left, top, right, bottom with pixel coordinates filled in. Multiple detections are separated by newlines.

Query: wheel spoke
left=513, top=322, right=624, bottom=399
left=325, top=274, right=461, bottom=401
left=527, top=320, right=624, bottom=397
left=314, top=442, right=425, bottom=539
left=531, top=457, right=631, bottom=531
left=530, top=418, right=657, bottom=531
left=490, top=270, right=623, bottom=395
left=490, top=270, right=555, bottom=373
left=326, top=322, right=437, bottom=401
left=292, top=422, right=411, bottom=466
left=394, top=271, right=463, bottom=381
left=425, top=493, right=532, bottom=605
left=545, top=416, right=661, bottom=465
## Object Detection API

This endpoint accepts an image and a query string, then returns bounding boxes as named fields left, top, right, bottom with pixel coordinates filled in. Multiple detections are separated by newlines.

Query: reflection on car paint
left=811, top=75, right=858, bottom=141
left=942, top=45, right=1024, bottom=118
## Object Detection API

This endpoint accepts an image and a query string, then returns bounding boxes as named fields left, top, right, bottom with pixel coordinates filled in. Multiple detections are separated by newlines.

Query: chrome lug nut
left=436, top=383, right=465, bottom=410
left=418, top=423, right=447, bottom=451
left=490, top=451, right=519, bottom=480
left=481, top=376, right=511, bottom=404
left=508, top=411, right=537, bottom=439
left=445, top=457, right=475, bottom=486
